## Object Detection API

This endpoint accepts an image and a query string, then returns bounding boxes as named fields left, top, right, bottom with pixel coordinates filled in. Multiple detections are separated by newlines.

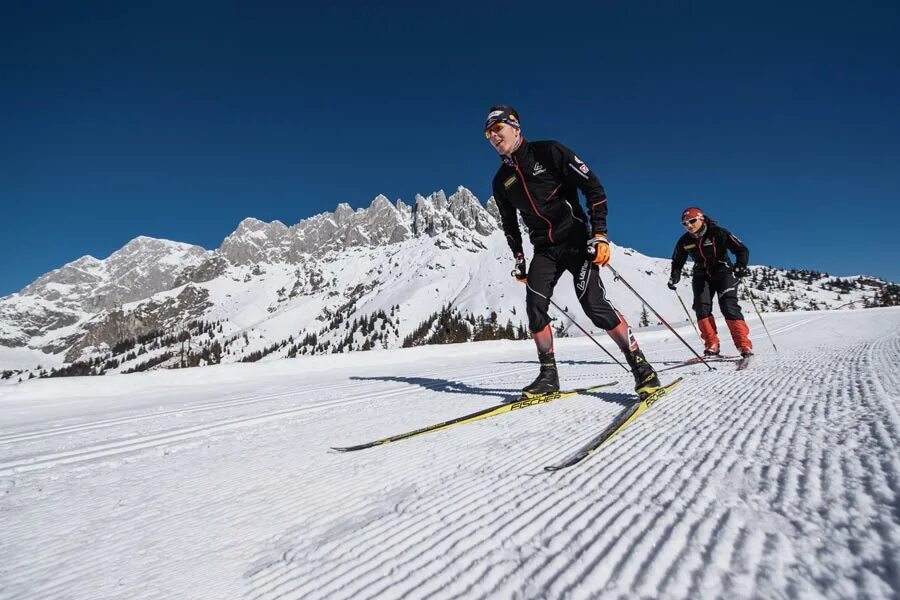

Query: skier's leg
left=570, top=257, right=633, bottom=349
left=525, top=248, right=565, bottom=336
left=692, top=276, right=719, bottom=354
left=715, top=272, right=752, bottom=354
left=569, top=252, right=660, bottom=398
left=521, top=249, right=565, bottom=396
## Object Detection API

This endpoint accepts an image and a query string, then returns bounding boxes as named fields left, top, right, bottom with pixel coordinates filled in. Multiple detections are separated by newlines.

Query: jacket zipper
left=513, top=157, right=555, bottom=243
left=698, top=234, right=710, bottom=271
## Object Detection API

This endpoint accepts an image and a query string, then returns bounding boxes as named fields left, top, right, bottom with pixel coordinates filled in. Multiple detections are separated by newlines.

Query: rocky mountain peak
left=448, top=186, right=495, bottom=235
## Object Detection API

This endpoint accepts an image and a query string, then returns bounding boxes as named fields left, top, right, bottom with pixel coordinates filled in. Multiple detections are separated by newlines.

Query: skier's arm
left=722, top=228, right=749, bottom=269
left=670, top=240, right=688, bottom=280
left=493, top=177, right=524, bottom=257
left=550, top=142, right=608, bottom=236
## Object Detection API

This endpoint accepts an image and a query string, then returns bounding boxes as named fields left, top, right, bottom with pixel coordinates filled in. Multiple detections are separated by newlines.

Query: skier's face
left=486, top=122, right=521, bottom=156
left=683, top=216, right=704, bottom=234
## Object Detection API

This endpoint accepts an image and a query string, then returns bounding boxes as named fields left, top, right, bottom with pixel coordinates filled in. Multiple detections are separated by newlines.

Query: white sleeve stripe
left=567, top=163, right=590, bottom=180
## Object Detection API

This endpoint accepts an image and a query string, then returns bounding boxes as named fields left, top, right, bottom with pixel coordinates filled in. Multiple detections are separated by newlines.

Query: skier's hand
left=587, top=234, right=610, bottom=266
left=668, top=271, right=680, bottom=290
left=733, top=265, right=749, bottom=279
left=511, top=253, right=527, bottom=283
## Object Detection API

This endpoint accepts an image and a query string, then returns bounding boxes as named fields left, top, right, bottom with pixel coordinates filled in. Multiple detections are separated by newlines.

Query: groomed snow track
left=2, top=308, right=899, bottom=599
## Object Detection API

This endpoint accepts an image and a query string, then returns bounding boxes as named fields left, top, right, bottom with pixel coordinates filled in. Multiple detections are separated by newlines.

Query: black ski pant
left=692, top=271, right=745, bottom=320
left=526, top=243, right=622, bottom=334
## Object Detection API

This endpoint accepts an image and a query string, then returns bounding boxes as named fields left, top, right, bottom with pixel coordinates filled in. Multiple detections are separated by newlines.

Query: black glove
left=511, top=254, right=527, bottom=282
left=733, top=265, right=749, bottom=279
left=667, top=271, right=680, bottom=290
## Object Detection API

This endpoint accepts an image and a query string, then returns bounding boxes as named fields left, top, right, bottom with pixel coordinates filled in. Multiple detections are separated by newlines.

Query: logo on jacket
left=532, top=161, right=546, bottom=176
left=703, top=239, right=714, bottom=247
left=503, top=175, right=517, bottom=189
left=574, top=155, right=590, bottom=174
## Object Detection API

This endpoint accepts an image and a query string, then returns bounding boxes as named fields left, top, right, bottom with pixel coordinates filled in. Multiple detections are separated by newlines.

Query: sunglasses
left=682, top=217, right=701, bottom=226
left=484, top=122, right=507, bottom=138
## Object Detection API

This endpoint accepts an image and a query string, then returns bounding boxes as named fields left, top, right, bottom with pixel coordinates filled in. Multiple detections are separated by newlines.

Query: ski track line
left=247, top=327, right=898, bottom=600
left=766, top=313, right=829, bottom=336
left=0, top=363, right=531, bottom=445
left=0, top=395, right=377, bottom=477
left=0, top=380, right=367, bottom=445
left=0, top=366, right=535, bottom=477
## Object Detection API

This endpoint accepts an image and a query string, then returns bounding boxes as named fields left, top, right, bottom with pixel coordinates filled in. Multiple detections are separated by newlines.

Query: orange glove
left=587, top=234, right=610, bottom=266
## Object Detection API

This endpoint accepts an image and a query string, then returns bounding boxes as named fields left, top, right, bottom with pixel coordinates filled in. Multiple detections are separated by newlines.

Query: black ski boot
left=522, top=352, right=560, bottom=398
left=624, top=349, right=662, bottom=400
left=703, top=348, right=721, bottom=357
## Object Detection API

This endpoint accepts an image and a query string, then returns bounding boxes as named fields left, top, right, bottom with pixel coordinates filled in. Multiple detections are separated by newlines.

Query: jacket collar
left=690, top=222, right=708, bottom=239
left=501, top=137, right=527, bottom=167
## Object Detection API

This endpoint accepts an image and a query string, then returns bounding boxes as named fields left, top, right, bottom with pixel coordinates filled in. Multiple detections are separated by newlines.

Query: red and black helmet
left=681, top=207, right=704, bottom=224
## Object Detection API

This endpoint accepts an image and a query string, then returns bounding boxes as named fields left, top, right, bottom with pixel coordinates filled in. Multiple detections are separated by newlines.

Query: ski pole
left=605, top=264, right=714, bottom=371
left=525, top=283, right=629, bottom=371
left=674, top=287, right=701, bottom=340
left=740, top=281, right=778, bottom=352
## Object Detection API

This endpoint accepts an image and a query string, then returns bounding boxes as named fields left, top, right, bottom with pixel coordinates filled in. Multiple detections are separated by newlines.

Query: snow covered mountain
left=0, top=186, right=895, bottom=381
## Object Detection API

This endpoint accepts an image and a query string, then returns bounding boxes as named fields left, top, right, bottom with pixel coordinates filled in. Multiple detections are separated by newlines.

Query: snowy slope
left=2, top=307, right=899, bottom=599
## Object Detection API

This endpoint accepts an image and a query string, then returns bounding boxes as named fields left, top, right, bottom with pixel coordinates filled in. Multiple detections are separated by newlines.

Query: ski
left=331, top=381, right=619, bottom=452
left=735, top=354, right=752, bottom=371
left=544, top=377, right=684, bottom=471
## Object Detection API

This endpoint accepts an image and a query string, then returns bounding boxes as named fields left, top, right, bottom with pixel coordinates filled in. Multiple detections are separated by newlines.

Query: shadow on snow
left=350, top=375, right=633, bottom=407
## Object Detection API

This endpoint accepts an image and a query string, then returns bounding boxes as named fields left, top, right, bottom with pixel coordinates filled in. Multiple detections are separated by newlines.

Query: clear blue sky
left=3, top=1, right=899, bottom=296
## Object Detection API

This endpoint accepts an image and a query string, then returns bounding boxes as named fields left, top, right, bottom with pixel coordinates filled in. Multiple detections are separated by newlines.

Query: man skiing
left=668, top=207, right=753, bottom=357
left=485, top=105, right=662, bottom=399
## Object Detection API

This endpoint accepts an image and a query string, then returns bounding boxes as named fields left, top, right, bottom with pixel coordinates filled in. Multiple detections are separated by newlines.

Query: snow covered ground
left=2, top=307, right=899, bottom=599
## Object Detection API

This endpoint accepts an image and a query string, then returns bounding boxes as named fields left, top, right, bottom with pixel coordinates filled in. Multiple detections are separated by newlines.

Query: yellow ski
left=545, top=377, right=683, bottom=471
left=332, top=381, right=618, bottom=452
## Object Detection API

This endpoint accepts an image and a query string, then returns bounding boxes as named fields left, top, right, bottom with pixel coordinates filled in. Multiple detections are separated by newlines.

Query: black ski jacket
left=671, top=220, right=749, bottom=278
left=492, top=139, right=607, bottom=256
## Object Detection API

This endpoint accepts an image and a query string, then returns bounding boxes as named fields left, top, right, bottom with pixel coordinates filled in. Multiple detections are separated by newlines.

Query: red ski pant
left=692, top=272, right=752, bottom=352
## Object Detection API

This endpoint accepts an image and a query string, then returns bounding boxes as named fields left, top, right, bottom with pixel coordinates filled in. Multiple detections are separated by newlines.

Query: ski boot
left=625, top=349, right=662, bottom=400
left=522, top=352, right=560, bottom=398
left=739, top=349, right=753, bottom=359
left=703, top=344, right=720, bottom=358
